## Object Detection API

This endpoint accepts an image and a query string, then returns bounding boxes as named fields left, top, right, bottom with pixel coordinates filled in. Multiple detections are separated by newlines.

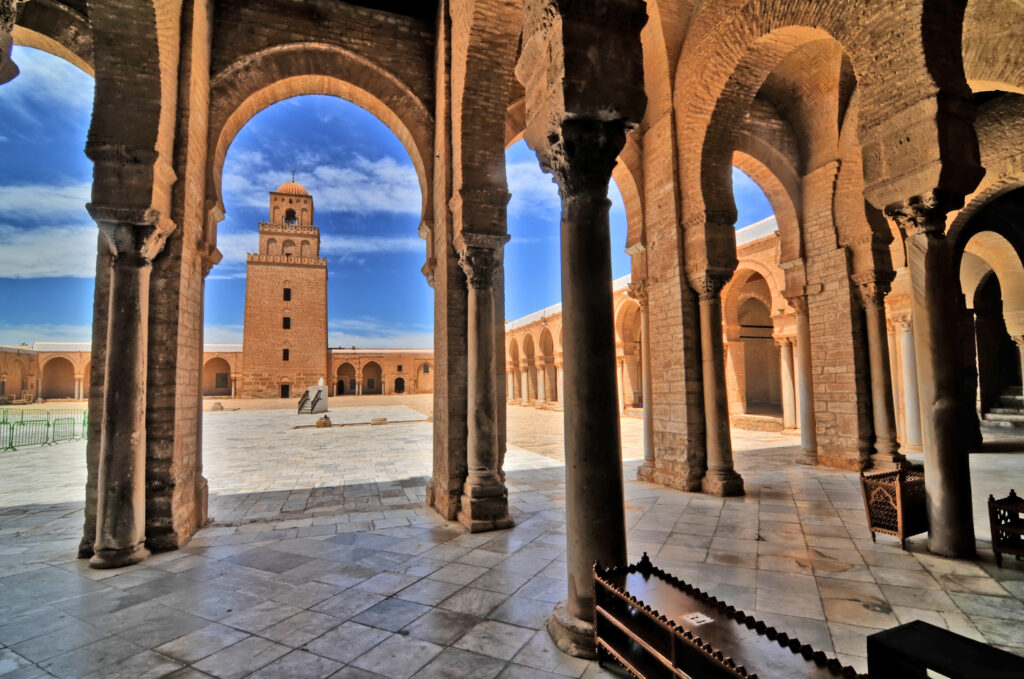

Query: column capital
left=892, top=313, right=913, bottom=331
left=627, top=280, right=648, bottom=308
left=774, top=336, right=794, bottom=348
left=90, top=211, right=175, bottom=264
left=787, top=294, right=809, bottom=315
left=1013, top=336, right=1024, bottom=348
left=883, top=189, right=963, bottom=238
left=851, top=270, right=895, bottom=310
left=688, top=270, right=732, bottom=301
left=455, top=232, right=509, bottom=291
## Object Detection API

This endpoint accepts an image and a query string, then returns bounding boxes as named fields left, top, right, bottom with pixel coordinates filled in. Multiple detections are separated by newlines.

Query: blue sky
left=0, top=46, right=774, bottom=349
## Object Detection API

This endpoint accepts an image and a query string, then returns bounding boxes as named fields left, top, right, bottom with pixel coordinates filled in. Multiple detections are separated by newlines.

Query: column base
left=636, top=461, right=655, bottom=482
left=89, top=543, right=150, bottom=569
left=77, top=534, right=95, bottom=559
left=701, top=469, right=744, bottom=496
left=457, top=488, right=514, bottom=533
left=901, top=443, right=923, bottom=455
left=547, top=600, right=596, bottom=659
left=798, top=451, right=818, bottom=466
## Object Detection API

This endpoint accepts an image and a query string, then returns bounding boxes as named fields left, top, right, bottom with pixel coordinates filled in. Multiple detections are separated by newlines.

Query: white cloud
left=0, top=323, right=92, bottom=346
left=0, top=182, right=91, bottom=219
left=203, top=325, right=244, bottom=344
left=328, top=317, right=432, bottom=349
left=506, top=161, right=560, bottom=217
left=320, top=235, right=424, bottom=257
left=223, top=154, right=422, bottom=216
left=0, top=222, right=97, bottom=278
left=1, top=47, right=93, bottom=114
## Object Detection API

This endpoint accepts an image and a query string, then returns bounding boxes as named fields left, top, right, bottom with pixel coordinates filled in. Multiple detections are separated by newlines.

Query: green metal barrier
left=11, top=420, right=50, bottom=449
left=0, top=422, right=11, bottom=451
left=52, top=417, right=77, bottom=443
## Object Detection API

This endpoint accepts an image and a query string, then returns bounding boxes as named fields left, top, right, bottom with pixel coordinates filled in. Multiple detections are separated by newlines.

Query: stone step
left=984, top=411, right=1024, bottom=421
left=982, top=417, right=1024, bottom=429
left=988, top=407, right=1024, bottom=415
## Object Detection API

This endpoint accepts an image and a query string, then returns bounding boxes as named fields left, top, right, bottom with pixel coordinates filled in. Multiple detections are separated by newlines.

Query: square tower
left=239, top=179, right=330, bottom=398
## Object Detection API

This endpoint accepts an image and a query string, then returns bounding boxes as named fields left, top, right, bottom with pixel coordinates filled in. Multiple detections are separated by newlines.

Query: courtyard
left=0, top=398, right=1022, bottom=678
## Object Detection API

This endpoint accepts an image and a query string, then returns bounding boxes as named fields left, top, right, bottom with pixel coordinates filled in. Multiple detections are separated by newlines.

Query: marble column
left=886, top=321, right=903, bottom=441
left=455, top=234, right=513, bottom=533
left=886, top=192, right=975, bottom=558
left=555, top=362, right=564, bottom=403
left=693, top=274, right=744, bottom=496
left=854, top=274, right=904, bottom=466
left=616, top=358, right=625, bottom=411
left=89, top=218, right=169, bottom=569
left=630, top=281, right=655, bottom=481
left=521, top=370, right=529, bottom=404
left=778, top=338, right=797, bottom=430
left=0, top=1, right=23, bottom=85
left=791, top=296, right=818, bottom=464
left=898, top=318, right=923, bottom=450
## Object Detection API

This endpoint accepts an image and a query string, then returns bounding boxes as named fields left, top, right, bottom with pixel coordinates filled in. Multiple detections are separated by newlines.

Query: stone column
left=887, top=321, right=903, bottom=441
left=89, top=216, right=170, bottom=569
left=778, top=338, right=797, bottom=430
left=0, top=1, right=23, bottom=85
left=544, top=363, right=556, bottom=402
left=899, top=318, right=923, bottom=451
left=507, top=370, right=514, bottom=400
left=555, top=361, right=564, bottom=403
left=691, top=274, right=744, bottom=496
left=630, top=281, right=655, bottom=480
left=791, top=296, right=818, bottom=464
left=886, top=192, right=975, bottom=558
left=455, top=234, right=513, bottom=533
left=616, top=358, right=625, bottom=412
left=853, top=273, right=904, bottom=466
left=521, top=370, right=529, bottom=404
left=536, top=358, right=546, bottom=402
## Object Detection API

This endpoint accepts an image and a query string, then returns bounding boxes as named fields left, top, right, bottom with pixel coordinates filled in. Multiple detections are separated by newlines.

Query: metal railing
left=0, top=409, right=88, bottom=451
left=296, top=391, right=310, bottom=414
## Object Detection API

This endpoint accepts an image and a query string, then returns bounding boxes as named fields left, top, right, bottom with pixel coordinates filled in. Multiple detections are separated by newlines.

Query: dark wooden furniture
left=867, top=620, right=1024, bottom=678
left=859, top=465, right=927, bottom=549
left=988, top=489, right=1024, bottom=567
left=594, top=555, right=864, bottom=678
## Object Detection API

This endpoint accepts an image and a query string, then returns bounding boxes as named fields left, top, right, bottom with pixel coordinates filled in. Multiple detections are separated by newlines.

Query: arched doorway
left=203, top=357, right=232, bottom=397
left=739, top=297, right=781, bottom=415
left=337, top=362, right=356, bottom=395
left=394, top=377, right=405, bottom=394
left=362, top=361, right=382, bottom=395
left=41, top=357, right=75, bottom=399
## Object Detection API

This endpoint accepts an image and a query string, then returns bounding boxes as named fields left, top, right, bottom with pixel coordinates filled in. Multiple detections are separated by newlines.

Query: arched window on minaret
left=284, top=208, right=296, bottom=225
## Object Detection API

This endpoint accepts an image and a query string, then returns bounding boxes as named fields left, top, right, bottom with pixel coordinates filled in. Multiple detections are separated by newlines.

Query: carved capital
left=787, top=295, right=809, bottom=315
left=536, top=118, right=631, bottom=199
left=883, top=189, right=963, bottom=238
left=456, top=232, right=509, bottom=292
left=90, top=206, right=174, bottom=264
left=627, top=280, right=648, bottom=308
left=688, top=271, right=731, bottom=301
left=851, top=270, right=895, bottom=310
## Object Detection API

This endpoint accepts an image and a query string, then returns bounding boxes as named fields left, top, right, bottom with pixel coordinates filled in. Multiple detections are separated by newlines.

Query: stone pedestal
left=456, top=234, right=513, bottom=533
left=693, top=274, right=743, bottom=496
left=887, top=192, right=975, bottom=558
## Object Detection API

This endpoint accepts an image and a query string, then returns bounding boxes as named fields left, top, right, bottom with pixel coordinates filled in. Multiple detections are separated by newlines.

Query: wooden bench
left=594, top=555, right=864, bottom=678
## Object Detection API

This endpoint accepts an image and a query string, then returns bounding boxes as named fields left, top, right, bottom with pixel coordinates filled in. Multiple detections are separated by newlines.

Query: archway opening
left=362, top=361, right=382, bottom=395
left=738, top=296, right=781, bottom=416
left=394, top=377, right=405, bottom=394
left=41, top=357, right=75, bottom=399
left=203, top=357, right=232, bottom=397
left=337, top=362, right=356, bottom=395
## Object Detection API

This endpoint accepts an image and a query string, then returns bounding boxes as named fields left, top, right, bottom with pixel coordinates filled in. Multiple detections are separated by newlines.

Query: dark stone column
left=885, top=191, right=976, bottom=558
left=690, top=273, right=744, bottom=496
left=88, top=213, right=170, bottom=569
left=0, top=1, right=22, bottom=85
left=853, top=273, right=904, bottom=466
left=455, top=233, right=513, bottom=533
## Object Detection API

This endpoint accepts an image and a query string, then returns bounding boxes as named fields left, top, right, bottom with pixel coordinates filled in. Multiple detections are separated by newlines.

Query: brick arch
left=963, top=230, right=1024, bottom=336
left=41, top=355, right=75, bottom=399
left=13, top=0, right=93, bottom=75
left=963, top=0, right=1024, bottom=95
left=613, top=297, right=641, bottom=344
left=207, top=43, right=433, bottom=233
left=507, top=337, right=519, bottom=365
left=675, top=1, right=981, bottom=224
left=731, top=151, right=800, bottom=265
left=722, top=266, right=786, bottom=329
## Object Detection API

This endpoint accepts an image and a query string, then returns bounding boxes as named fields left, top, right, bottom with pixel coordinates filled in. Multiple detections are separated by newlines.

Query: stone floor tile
left=304, top=622, right=392, bottom=664
left=756, top=554, right=812, bottom=575
left=354, top=573, right=422, bottom=596
left=9, top=618, right=109, bottom=662
left=155, top=624, right=250, bottom=664
left=0, top=649, right=35, bottom=677
left=934, top=573, right=1010, bottom=596
left=487, top=594, right=555, bottom=630
left=272, top=581, right=344, bottom=608
left=192, top=636, right=291, bottom=679
left=221, top=600, right=305, bottom=633
left=248, top=649, right=343, bottom=678
left=868, top=566, right=941, bottom=589
left=401, top=609, right=480, bottom=646
left=755, top=588, right=825, bottom=620
left=815, top=578, right=884, bottom=605
left=515, top=576, right=564, bottom=604
left=827, top=621, right=882, bottom=658
left=351, top=599, right=429, bottom=633
left=496, top=663, right=573, bottom=679
left=950, top=592, right=1024, bottom=620
left=427, top=563, right=488, bottom=586
left=80, top=650, right=183, bottom=679
left=40, top=636, right=145, bottom=679
left=891, top=606, right=949, bottom=627
left=0, top=607, right=78, bottom=647
left=452, top=620, right=535, bottom=660
left=410, top=648, right=506, bottom=679
left=439, top=587, right=508, bottom=617
left=225, top=549, right=315, bottom=575
left=395, top=578, right=462, bottom=606
left=511, top=630, right=589, bottom=677
left=349, top=634, right=442, bottom=679
left=822, top=598, right=898, bottom=628
left=312, top=590, right=385, bottom=621
left=259, top=610, right=342, bottom=646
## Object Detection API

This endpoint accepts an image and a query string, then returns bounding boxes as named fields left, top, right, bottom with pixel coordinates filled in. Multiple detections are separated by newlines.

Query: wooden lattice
left=859, top=465, right=927, bottom=549
left=988, top=489, right=1024, bottom=567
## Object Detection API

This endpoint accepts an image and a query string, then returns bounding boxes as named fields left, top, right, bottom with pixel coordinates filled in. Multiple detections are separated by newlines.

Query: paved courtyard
left=0, top=399, right=1023, bottom=678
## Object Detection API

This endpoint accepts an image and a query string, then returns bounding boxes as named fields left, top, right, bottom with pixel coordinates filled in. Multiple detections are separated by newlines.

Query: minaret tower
left=239, top=176, right=329, bottom=398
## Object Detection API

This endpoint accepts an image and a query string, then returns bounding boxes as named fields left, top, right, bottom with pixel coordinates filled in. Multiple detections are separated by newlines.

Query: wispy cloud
left=328, top=317, right=432, bottom=349
left=0, top=222, right=97, bottom=278
left=507, top=161, right=560, bottom=217
left=203, top=325, right=244, bottom=344
left=0, top=182, right=91, bottom=219
left=223, top=153, right=421, bottom=216
left=0, top=323, right=92, bottom=346
left=1, top=47, right=92, bottom=117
